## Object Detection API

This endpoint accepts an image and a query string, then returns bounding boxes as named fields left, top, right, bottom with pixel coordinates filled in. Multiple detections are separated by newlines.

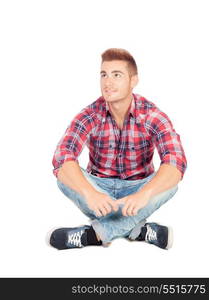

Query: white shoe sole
left=166, top=226, right=173, bottom=250
left=45, top=226, right=60, bottom=248
left=149, top=222, right=174, bottom=250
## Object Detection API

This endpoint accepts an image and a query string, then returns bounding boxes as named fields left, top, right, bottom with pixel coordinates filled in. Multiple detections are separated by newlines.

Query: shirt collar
left=105, top=94, right=135, bottom=118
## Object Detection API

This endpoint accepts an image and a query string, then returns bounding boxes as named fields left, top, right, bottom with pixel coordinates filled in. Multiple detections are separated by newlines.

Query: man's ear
left=131, top=74, right=139, bottom=89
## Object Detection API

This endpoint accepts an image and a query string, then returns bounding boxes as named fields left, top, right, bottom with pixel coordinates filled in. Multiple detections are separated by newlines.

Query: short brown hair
left=101, top=48, right=138, bottom=76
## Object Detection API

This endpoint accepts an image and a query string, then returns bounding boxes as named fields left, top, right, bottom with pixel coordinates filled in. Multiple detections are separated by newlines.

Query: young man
left=49, top=48, right=187, bottom=250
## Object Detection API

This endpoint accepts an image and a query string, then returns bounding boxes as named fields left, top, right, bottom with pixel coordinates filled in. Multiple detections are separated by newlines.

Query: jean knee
left=169, top=185, right=178, bottom=197
left=56, top=179, right=73, bottom=199
left=149, top=185, right=178, bottom=210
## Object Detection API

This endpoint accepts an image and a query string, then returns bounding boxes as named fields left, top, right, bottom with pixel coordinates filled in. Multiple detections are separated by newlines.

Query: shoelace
left=145, top=225, right=157, bottom=242
left=68, top=230, right=84, bottom=247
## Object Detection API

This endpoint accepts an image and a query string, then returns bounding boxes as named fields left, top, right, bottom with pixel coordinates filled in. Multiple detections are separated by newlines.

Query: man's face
left=100, top=60, right=138, bottom=103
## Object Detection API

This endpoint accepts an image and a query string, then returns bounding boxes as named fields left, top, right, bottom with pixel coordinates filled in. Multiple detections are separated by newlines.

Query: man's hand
left=85, top=191, right=118, bottom=217
left=115, top=190, right=151, bottom=216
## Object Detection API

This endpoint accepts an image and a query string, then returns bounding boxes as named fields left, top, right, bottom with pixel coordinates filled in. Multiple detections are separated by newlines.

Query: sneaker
left=49, top=225, right=91, bottom=250
left=137, top=222, right=173, bottom=250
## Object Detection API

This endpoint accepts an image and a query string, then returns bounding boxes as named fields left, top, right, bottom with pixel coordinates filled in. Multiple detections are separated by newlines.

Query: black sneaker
left=48, top=225, right=91, bottom=250
left=137, top=222, right=173, bottom=250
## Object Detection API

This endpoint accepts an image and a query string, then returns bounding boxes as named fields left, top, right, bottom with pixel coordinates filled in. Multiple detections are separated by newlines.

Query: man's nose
left=104, top=77, right=113, bottom=87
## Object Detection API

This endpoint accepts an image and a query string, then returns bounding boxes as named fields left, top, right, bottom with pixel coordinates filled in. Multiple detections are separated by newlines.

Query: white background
left=0, top=0, right=208, bottom=277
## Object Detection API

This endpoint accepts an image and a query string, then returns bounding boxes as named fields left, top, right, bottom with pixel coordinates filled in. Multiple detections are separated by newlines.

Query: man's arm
left=116, top=107, right=187, bottom=216
left=57, top=161, right=118, bottom=217
left=116, top=164, right=180, bottom=216
left=136, top=163, right=181, bottom=198
left=53, top=108, right=118, bottom=216
left=58, top=160, right=98, bottom=197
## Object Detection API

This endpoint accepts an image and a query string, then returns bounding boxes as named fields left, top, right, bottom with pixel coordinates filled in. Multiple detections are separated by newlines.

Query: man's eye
left=101, top=74, right=106, bottom=77
left=114, top=73, right=121, bottom=77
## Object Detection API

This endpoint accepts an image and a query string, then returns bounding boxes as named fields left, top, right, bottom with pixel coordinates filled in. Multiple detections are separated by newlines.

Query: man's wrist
left=81, top=187, right=98, bottom=199
left=134, top=187, right=153, bottom=201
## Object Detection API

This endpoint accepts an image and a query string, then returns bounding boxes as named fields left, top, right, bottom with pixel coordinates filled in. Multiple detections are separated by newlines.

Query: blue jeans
left=57, top=168, right=178, bottom=244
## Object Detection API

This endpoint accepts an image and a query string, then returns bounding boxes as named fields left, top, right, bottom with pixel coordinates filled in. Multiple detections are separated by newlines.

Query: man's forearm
left=136, top=164, right=182, bottom=199
left=57, top=160, right=97, bottom=197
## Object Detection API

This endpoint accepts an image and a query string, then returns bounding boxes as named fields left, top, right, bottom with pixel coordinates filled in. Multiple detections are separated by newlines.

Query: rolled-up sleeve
left=145, top=108, right=187, bottom=179
left=52, top=109, right=95, bottom=177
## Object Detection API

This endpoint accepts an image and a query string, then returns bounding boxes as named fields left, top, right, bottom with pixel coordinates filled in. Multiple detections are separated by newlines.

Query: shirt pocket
left=125, top=139, right=151, bottom=161
left=93, top=139, right=116, bottom=160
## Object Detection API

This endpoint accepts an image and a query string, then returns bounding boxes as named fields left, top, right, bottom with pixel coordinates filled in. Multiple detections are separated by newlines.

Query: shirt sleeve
left=52, top=108, right=96, bottom=177
left=145, top=107, right=187, bottom=179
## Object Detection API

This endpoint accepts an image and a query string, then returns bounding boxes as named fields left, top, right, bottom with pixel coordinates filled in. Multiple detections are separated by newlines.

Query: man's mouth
left=104, top=89, right=116, bottom=93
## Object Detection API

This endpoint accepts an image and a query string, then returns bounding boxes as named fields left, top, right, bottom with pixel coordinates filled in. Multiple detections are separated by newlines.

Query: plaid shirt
left=52, top=93, right=187, bottom=180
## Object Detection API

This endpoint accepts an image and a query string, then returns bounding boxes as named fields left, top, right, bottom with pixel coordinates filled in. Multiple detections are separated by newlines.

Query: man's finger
left=132, top=207, right=139, bottom=216
left=102, top=203, right=112, bottom=214
left=107, top=198, right=118, bottom=211
left=122, top=202, right=130, bottom=216
left=122, top=206, right=128, bottom=216
left=99, top=205, right=108, bottom=216
left=127, top=203, right=135, bottom=216
left=95, top=208, right=102, bottom=217
left=133, top=203, right=142, bottom=215
left=123, top=198, right=134, bottom=216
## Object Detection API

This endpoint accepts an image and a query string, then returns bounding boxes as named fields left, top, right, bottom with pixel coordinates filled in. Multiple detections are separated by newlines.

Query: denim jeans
left=57, top=168, right=178, bottom=244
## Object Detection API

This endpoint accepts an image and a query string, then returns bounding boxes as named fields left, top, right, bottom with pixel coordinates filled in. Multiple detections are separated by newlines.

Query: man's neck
left=107, top=95, right=133, bottom=126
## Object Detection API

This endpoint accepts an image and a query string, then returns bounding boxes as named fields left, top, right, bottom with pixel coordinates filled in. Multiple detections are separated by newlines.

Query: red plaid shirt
left=52, top=93, right=187, bottom=180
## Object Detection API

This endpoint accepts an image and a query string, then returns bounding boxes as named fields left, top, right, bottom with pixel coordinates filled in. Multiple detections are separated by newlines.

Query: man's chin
left=102, top=94, right=119, bottom=102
